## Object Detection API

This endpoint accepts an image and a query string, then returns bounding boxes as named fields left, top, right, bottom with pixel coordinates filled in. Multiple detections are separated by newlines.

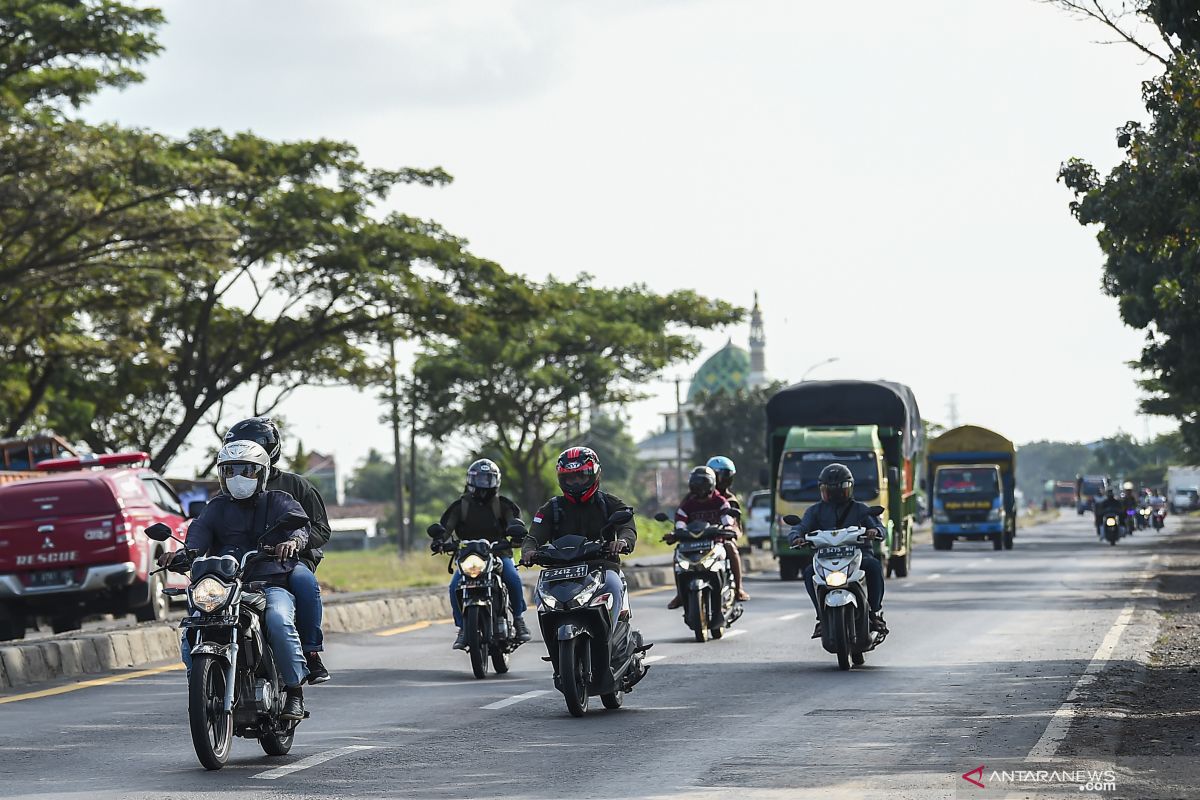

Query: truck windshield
left=779, top=451, right=879, bottom=502
left=936, top=468, right=999, bottom=495
left=1081, top=480, right=1105, bottom=496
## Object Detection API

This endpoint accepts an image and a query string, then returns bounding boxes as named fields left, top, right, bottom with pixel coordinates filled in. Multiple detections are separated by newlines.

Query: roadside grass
left=320, top=514, right=677, bottom=593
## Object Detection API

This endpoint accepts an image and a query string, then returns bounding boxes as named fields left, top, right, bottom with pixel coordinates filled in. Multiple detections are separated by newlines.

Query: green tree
left=689, top=382, right=784, bottom=494
left=574, top=412, right=643, bottom=503
left=415, top=275, right=743, bottom=512
left=346, top=449, right=394, bottom=502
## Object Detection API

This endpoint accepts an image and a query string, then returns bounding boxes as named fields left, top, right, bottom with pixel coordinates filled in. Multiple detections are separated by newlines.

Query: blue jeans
left=288, top=564, right=323, bottom=653
left=804, top=553, right=884, bottom=614
left=450, top=556, right=527, bottom=627
left=181, top=586, right=308, bottom=689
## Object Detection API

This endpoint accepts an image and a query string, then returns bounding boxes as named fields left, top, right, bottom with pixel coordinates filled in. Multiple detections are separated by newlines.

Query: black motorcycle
left=146, top=519, right=307, bottom=771
left=1152, top=507, right=1166, bottom=530
left=529, top=508, right=652, bottom=717
left=653, top=511, right=743, bottom=642
left=1100, top=511, right=1124, bottom=546
left=428, top=521, right=527, bottom=679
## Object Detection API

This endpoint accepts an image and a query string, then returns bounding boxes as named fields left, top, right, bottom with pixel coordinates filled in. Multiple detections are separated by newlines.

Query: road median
left=0, top=551, right=775, bottom=690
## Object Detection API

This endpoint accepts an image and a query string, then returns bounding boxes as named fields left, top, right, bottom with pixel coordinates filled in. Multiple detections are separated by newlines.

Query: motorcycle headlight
left=825, top=570, right=848, bottom=588
left=190, top=577, right=232, bottom=613
left=1105, top=517, right=1117, bottom=527
left=570, top=578, right=601, bottom=608
left=460, top=554, right=487, bottom=579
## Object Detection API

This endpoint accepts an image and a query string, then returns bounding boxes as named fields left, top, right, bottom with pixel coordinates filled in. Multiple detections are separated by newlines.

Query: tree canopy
left=689, top=382, right=784, bottom=494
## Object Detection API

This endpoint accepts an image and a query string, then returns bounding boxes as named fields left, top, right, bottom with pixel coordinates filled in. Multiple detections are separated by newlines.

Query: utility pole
left=675, top=377, right=684, bottom=496
left=388, top=336, right=408, bottom=553
left=948, top=394, right=960, bottom=429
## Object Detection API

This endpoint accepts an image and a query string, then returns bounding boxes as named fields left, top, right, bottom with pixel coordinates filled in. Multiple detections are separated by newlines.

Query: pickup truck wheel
left=51, top=615, right=83, bottom=634
left=134, top=572, right=169, bottom=623
left=889, top=551, right=909, bottom=578
left=0, top=605, right=26, bottom=641
left=932, top=538, right=952, bottom=551
left=992, top=534, right=1003, bottom=551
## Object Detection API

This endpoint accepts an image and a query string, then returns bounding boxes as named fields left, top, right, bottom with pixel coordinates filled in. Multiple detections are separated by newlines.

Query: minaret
left=748, top=292, right=766, bottom=387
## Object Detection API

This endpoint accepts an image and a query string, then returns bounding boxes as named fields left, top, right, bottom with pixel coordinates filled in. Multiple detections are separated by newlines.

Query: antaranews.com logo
left=961, top=765, right=1118, bottom=792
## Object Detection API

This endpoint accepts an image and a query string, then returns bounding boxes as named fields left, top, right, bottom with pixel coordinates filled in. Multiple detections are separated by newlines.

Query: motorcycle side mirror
left=187, top=500, right=207, bottom=518
left=653, top=512, right=671, bottom=523
left=781, top=514, right=802, bottom=526
left=144, top=522, right=173, bottom=542
left=264, top=510, right=309, bottom=538
left=606, top=508, right=635, bottom=527
left=427, top=523, right=447, bottom=538
left=867, top=505, right=885, bottom=516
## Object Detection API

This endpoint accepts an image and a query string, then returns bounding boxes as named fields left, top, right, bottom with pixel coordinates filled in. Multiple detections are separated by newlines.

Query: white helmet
left=216, top=440, right=270, bottom=500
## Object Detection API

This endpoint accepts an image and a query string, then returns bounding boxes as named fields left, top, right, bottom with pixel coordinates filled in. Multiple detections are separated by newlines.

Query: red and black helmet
left=557, top=447, right=601, bottom=504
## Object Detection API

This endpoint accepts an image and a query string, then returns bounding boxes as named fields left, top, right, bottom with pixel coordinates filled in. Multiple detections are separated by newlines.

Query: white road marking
left=1025, top=557, right=1157, bottom=761
left=252, top=745, right=375, bottom=780
left=925, top=573, right=942, bottom=580
left=643, top=655, right=667, bottom=664
left=481, top=690, right=551, bottom=710
left=966, top=561, right=980, bottom=568
left=721, top=629, right=748, bottom=639
left=776, top=612, right=805, bottom=621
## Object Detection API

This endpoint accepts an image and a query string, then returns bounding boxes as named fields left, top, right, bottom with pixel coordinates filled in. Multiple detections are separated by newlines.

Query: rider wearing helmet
left=432, top=459, right=530, bottom=649
left=162, top=440, right=312, bottom=719
left=1095, top=488, right=1124, bottom=538
left=224, top=418, right=332, bottom=684
left=666, top=465, right=751, bottom=608
left=787, top=463, right=886, bottom=639
left=707, top=455, right=739, bottom=510
left=1121, top=481, right=1139, bottom=535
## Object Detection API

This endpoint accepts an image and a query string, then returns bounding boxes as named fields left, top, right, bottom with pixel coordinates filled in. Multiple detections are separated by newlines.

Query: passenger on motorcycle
left=433, top=458, right=531, bottom=650
left=787, top=463, right=886, bottom=639
left=160, top=440, right=311, bottom=720
left=1094, top=489, right=1124, bottom=538
left=666, top=465, right=750, bottom=608
left=520, top=448, right=638, bottom=619
left=225, top=417, right=332, bottom=684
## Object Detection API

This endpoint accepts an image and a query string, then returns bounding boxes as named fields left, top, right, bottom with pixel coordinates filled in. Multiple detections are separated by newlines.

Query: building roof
left=327, top=502, right=389, bottom=521
left=686, top=341, right=751, bottom=403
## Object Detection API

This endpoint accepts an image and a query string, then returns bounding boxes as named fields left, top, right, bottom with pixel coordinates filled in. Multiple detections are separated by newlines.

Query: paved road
left=0, top=511, right=1162, bottom=799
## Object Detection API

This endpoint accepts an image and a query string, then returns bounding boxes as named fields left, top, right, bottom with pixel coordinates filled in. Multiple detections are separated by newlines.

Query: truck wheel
left=932, top=538, right=952, bottom=551
left=779, top=557, right=801, bottom=582
left=0, top=605, right=26, bottom=641
left=134, top=572, right=169, bottom=623
left=992, top=534, right=1003, bottom=551
left=1003, top=532, right=1014, bottom=550
left=51, top=615, right=83, bottom=634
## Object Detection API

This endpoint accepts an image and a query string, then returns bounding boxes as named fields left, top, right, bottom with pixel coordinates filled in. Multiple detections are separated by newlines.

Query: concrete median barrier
left=0, top=551, right=775, bottom=690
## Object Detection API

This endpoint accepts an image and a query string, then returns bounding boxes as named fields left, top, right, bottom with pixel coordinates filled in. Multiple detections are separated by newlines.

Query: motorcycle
left=428, top=521, right=528, bottom=679
left=145, top=518, right=307, bottom=770
left=1100, top=511, right=1124, bottom=546
left=783, top=507, right=887, bottom=671
left=653, top=510, right=743, bottom=642
left=1137, top=506, right=1151, bottom=531
left=528, top=508, right=652, bottom=717
left=1152, top=507, right=1166, bottom=530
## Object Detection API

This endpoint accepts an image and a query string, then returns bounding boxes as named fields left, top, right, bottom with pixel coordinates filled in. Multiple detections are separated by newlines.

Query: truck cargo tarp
left=765, top=380, right=924, bottom=460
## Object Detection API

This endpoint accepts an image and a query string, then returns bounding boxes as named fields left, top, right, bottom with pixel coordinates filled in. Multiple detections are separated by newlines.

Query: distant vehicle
left=0, top=452, right=195, bottom=640
left=1167, top=466, right=1200, bottom=513
left=927, top=426, right=1017, bottom=552
left=743, top=490, right=772, bottom=548
left=1172, top=487, right=1199, bottom=514
left=1053, top=481, right=1078, bottom=508
left=1076, top=475, right=1109, bottom=515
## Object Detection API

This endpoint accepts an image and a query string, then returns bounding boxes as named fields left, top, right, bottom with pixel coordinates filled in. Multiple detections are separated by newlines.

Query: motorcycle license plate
left=28, top=569, right=73, bottom=587
left=678, top=540, right=714, bottom=553
left=541, top=565, right=588, bottom=582
left=820, top=546, right=858, bottom=559
left=461, top=580, right=486, bottom=589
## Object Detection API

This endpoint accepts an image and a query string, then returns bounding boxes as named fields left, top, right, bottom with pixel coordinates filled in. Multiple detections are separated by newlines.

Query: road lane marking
left=925, top=573, right=942, bottom=581
left=375, top=618, right=454, bottom=637
left=643, top=655, right=667, bottom=664
left=777, top=612, right=805, bottom=621
left=629, top=586, right=673, bottom=597
left=1026, top=556, right=1157, bottom=761
left=721, top=629, right=747, bottom=639
left=0, top=663, right=184, bottom=705
left=252, top=745, right=376, bottom=780
left=481, top=689, right=550, bottom=710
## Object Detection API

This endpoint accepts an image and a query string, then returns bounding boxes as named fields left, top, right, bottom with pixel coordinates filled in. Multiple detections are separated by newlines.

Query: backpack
left=548, top=492, right=611, bottom=536
left=459, top=494, right=518, bottom=536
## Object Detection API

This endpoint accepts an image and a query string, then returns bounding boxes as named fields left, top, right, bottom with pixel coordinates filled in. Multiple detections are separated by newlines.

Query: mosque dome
left=686, top=340, right=751, bottom=403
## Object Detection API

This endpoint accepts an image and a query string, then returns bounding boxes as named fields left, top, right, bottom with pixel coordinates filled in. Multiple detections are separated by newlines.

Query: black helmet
left=224, top=417, right=282, bottom=466
left=466, top=458, right=501, bottom=503
left=688, top=465, right=716, bottom=496
left=557, top=447, right=601, bottom=503
left=819, top=463, right=854, bottom=504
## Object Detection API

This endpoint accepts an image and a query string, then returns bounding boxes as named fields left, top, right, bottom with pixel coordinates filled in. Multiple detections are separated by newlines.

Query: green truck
left=927, top=425, right=1016, bottom=550
left=766, top=380, right=924, bottom=581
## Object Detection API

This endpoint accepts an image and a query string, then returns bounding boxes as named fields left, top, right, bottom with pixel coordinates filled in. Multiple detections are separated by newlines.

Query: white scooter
left=784, top=506, right=887, bottom=671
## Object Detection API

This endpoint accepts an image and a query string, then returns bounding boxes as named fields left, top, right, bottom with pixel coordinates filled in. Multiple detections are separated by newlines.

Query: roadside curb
left=0, top=551, right=774, bottom=690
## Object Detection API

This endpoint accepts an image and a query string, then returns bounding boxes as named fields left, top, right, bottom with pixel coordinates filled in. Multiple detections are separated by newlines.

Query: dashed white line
left=481, top=690, right=551, bottom=710
left=252, top=745, right=376, bottom=780
left=643, top=655, right=667, bottom=665
left=721, top=629, right=748, bottom=639
left=925, top=573, right=942, bottom=581
left=776, top=612, right=805, bottom=621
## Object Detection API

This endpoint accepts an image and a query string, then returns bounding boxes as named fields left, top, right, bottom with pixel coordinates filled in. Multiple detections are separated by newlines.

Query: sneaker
left=305, top=652, right=330, bottom=685
left=811, top=620, right=822, bottom=639
left=513, top=617, right=532, bottom=643
left=736, top=587, right=751, bottom=602
left=870, top=610, right=888, bottom=633
left=666, top=594, right=684, bottom=610
left=281, top=688, right=305, bottom=720
left=452, top=628, right=467, bottom=650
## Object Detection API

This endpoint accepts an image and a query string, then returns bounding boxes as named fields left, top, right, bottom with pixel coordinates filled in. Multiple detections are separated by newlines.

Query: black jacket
left=438, top=493, right=521, bottom=545
left=523, top=491, right=636, bottom=564
left=790, top=500, right=884, bottom=554
left=184, top=490, right=310, bottom=583
left=266, top=469, right=330, bottom=571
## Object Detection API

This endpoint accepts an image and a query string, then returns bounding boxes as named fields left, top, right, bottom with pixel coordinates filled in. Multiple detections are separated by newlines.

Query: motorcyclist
left=708, top=455, right=740, bottom=510
left=520, top=447, right=637, bottom=612
left=225, top=417, right=332, bottom=684
left=160, top=440, right=311, bottom=719
left=1094, top=488, right=1124, bottom=538
left=665, top=465, right=750, bottom=608
left=787, top=463, right=886, bottom=639
left=431, top=458, right=531, bottom=650
left=1121, top=482, right=1139, bottom=535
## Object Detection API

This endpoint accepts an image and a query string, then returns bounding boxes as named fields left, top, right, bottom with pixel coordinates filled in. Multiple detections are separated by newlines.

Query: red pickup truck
left=0, top=452, right=193, bottom=640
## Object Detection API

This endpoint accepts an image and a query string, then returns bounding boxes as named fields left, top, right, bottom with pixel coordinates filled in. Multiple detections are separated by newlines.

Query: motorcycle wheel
left=466, top=606, right=489, bottom=680
left=601, top=689, right=624, bottom=710
left=188, top=654, right=233, bottom=770
left=831, top=607, right=851, bottom=671
left=689, top=589, right=709, bottom=643
left=991, top=534, right=1003, bottom=551
left=259, top=724, right=295, bottom=757
left=490, top=633, right=511, bottom=674
left=559, top=638, right=589, bottom=717
left=1003, top=531, right=1014, bottom=550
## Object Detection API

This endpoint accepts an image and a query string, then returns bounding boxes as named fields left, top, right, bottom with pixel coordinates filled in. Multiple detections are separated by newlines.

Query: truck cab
left=931, top=464, right=1004, bottom=548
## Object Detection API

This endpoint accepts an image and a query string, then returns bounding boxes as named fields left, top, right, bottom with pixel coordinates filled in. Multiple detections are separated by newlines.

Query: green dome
left=687, top=341, right=751, bottom=403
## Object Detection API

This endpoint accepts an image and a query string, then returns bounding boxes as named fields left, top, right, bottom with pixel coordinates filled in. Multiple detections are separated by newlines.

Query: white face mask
left=226, top=475, right=258, bottom=500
